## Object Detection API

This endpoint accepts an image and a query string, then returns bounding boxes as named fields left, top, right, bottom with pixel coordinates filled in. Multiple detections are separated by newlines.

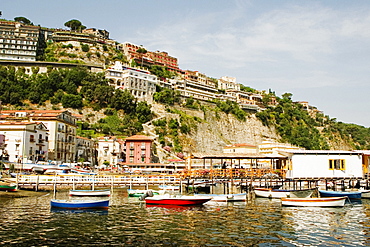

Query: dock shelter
left=187, top=152, right=288, bottom=171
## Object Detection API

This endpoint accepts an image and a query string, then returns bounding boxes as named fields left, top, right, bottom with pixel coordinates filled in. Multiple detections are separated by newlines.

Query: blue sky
left=3, top=0, right=370, bottom=127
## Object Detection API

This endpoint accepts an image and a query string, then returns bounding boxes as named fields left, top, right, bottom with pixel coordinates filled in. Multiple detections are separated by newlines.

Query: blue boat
left=319, top=190, right=362, bottom=199
left=50, top=199, right=110, bottom=209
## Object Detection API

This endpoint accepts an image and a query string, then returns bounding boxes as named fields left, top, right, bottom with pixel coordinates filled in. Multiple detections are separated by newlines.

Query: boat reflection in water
left=145, top=204, right=205, bottom=211
left=51, top=207, right=109, bottom=215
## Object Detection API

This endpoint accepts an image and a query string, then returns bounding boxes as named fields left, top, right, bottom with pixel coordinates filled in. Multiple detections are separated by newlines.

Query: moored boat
left=194, top=193, right=247, bottom=202
left=69, top=189, right=111, bottom=197
left=254, top=187, right=315, bottom=198
left=143, top=194, right=212, bottom=206
left=0, top=181, right=17, bottom=192
left=50, top=199, right=110, bottom=209
left=127, top=189, right=159, bottom=197
left=319, top=190, right=361, bottom=199
left=281, top=197, right=347, bottom=207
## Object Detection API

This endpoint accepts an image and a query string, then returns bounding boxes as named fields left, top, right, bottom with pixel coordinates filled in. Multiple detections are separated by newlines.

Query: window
left=329, top=159, right=345, bottom=170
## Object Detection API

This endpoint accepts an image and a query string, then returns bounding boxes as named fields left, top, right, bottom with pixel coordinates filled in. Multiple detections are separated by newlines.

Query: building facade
left=124, top=135, right=153, bottom=164
left=96, top=136, right=122, bottom=167
left=0, top=122, right=49, bottom=164
left=0, top=110, right=77, bottom=163
left=0, top=21, right=40, bottom=61
left=106, top=61, right=157, bottom=102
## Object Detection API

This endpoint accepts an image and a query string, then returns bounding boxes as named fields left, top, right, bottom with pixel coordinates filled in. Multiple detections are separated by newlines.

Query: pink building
left=124, top=135, right=153, bottom=164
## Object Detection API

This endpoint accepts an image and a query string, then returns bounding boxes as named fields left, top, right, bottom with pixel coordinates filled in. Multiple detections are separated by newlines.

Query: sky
left=2, top=0, right=370, bottom=127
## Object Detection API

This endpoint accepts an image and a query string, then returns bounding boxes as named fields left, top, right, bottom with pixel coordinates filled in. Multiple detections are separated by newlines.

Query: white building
left=281, top=150, right=364, bottom=179
left=0, top=110, right=77, bottom=163
left=106, top=61, right=157, bottom=103
left=76, top=136, right=96, bottom=166
left=0, top=122, right=49, bottom=164
left=96, top=136, right=123, bottom=167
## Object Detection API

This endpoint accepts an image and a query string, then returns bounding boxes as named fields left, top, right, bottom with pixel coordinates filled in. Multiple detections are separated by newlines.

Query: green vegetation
left=0, top=65, right=154, bottom=138
left=211, top=99, right=247, bottom=121
left=153, top=87, right=181, bottom=105
left=64, top=19, right=86, bottom=31
left=256, top=93, right=370, bottom=150
left=14, top=17, right=33, bottom=25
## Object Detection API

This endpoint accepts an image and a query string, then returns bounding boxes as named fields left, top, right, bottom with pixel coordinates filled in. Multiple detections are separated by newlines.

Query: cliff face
left=190, top=110, right=279, bottom=153
left=149, top=104, right=280, bottom=155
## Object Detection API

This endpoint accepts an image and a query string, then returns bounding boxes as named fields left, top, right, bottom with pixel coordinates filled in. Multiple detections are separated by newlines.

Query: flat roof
left=191, top=152, right=287, bottom=159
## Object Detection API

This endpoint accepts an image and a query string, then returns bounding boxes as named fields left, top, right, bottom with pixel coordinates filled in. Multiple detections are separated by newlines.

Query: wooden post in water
left=146, top=176, right=149, bottom=190
left=129, top=176, right=132, bottom=189
left=92, top=175, right=95, bottom=191
left=111, top=175, right=114, bottom=191
left=35, top=175, right=39, bottom=192
left=53, top=174, right=57, bottom=199
left=72, top=176, right=75, bottom=190
left=16, top=174, right=19, bottom=190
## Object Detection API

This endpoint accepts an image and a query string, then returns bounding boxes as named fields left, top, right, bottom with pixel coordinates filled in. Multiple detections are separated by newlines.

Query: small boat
left=194, top=193, right=247, bottom=202
left=127, top=189, right=159, bottom=197
left=359, top=189, right=370, bottom=199
left=142, top=192, right=212, bottom=206
left=254, top=187, right=315, bottom=198
left=50, top=199, right=110, bottom=209
left=69, top=189, right=111, bottom=197
left=281, top=197, right=347, bottom=207
left=319, top=190, right=361, bottom=199
left=0, top=181, right=17, bottom=192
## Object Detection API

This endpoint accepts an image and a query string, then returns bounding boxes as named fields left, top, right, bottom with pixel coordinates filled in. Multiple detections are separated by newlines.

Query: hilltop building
left=0, top=20, right=40, bottom=61
left=105, top=61, right=157, bottom=102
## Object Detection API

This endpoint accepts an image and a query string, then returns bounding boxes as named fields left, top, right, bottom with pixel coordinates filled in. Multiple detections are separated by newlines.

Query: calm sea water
left=1, top=189, right=370, bottom=247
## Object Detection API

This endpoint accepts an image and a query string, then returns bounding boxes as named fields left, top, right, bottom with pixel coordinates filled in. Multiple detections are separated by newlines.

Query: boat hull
left=50, top=199, right=109, bottom=209
left=319, top=190, right=361, bottom=199
left=145, top=196, right=212, bottom=206
left=281, top=197, right=347, bottom=207
left=69, top=190, right=111, bottom=197
left=127, top=189, right=160, bottom=197
left=0, top=182, right=17, bottom=192
left=194, top=193, right=247, bottom=202
left=254, top=188, right=314, bottom=198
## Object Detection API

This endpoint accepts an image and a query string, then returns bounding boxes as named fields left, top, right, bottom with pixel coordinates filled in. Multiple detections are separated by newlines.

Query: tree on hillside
left=136, top=47, right=147, bottom=67
left=14, top=17, right=32, bottom=25
left=64, top=19, right=86, bottom=31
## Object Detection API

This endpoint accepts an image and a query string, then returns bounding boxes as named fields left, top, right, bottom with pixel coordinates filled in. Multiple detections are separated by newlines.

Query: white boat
left=254, top=187, right=316, bottom=198
left=281, top=197, right=347, bottom=207
left=359, top=189, right=370, bottom=199
left=69, top=189, right=111, bottom=196
left=194, top=193, right=247, bottom=202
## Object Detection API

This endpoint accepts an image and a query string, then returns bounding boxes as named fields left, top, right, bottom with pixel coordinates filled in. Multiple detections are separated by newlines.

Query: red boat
left=144, top=195, right=212, bottom=206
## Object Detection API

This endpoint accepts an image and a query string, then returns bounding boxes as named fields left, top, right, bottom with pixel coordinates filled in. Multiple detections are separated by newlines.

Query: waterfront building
left=281, top=150, right=363, bottom=179
left=96, top=136, right=123, bottom=168
left=223, top=143, right=258, bottom=154
left=106, top=61, right=157, bottom=102
left=0, top=122, right=49, bottom=164
left=75, top=136, right=96, bottom=167
left=123, top=135, right=153, bottom=165
left=0, top=20, right=40, bottom=61
left=0, top=110, right=77, bottom=163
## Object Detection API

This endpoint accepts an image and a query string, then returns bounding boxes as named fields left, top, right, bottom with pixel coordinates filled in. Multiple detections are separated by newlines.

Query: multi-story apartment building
left=106, top=61, right=157, bottom=102
left=0, top=110, right=77, bottom=163
left=0, top=21, right=40, bottom=61
left=218, top=76, right=241, bottom=91
left=0, top=122, right=49, bottom=164
left=96, top=136, right=122, bottom=167
left=124, top=135, right=153, bottom=165
left=121, top=42, right=181, bottom=73
left=258, top=140, right=304, bottom=156
left=76, top=136, right=96, bottom=167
